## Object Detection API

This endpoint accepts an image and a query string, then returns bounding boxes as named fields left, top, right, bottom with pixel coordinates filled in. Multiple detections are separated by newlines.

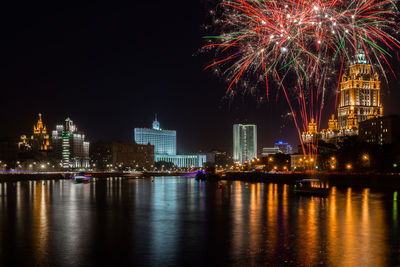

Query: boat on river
left=291, top=179, right=330, bottom=197
left=71, top=172, right=91, bottom=184
left=195, top=167, right=220, bottom=182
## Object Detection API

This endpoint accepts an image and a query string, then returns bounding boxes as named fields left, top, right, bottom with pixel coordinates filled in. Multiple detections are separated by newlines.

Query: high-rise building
left=233, top=124, right=257, bottom=163
left=20, top=113, right=51, bottom=152
left=134, top=115, right=176, bottom=155
left=302, top=50, right=383, bottom=144
left=52, top=118, right=89, bottom=170
left=338, top=50, right=382, bottom=129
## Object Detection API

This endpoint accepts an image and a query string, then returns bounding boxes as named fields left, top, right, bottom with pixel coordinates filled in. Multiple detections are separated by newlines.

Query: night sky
left=1, top=1, right=400, bottom=154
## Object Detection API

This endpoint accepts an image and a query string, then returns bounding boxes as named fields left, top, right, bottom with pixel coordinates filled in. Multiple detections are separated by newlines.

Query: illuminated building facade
left=155, top=154, right=206, bottom=169
left=20, top=113, right=51, bottom=152
left=134, top=116, right=176, bottom=156
left=52, top=118, right=89, bottom=170
left=134, top=115, right=205, bottom=168
left=302, top=50, right=383, bottom=144
left=261, top=147, right=281, bottom=156
left=338, top=51, right=382, bottom=129
left=233, top=124, right=257, bottom=163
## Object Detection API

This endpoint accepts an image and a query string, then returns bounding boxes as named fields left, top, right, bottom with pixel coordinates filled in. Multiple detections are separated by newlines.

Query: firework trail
left=203, top=0, right=400, bottom=154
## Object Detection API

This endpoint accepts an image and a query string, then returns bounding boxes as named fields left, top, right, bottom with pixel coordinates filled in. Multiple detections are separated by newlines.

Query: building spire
left=152, top=114, right=160, bottom=130
left=355, top=45, right=368, bottom=65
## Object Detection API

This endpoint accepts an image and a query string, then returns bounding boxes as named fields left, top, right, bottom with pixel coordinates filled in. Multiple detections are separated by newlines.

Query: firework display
left=203, top=0, right=400, bottom=151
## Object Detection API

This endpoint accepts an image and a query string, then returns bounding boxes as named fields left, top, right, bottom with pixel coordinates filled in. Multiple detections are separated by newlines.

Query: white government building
left=134, top=115, right=206, bottom=168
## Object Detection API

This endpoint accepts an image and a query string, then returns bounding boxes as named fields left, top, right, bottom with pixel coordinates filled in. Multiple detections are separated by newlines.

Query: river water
left=0, top=176, right=399, bottom=266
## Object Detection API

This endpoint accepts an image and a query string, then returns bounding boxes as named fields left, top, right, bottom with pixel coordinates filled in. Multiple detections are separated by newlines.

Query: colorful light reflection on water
left=0, top=177, right=398, bottom=266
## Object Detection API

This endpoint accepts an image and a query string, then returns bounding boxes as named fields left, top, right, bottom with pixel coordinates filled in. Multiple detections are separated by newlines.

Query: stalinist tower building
left=302, top=50, right=383, bottom=144
left=337, top=50, right=383, bottom=129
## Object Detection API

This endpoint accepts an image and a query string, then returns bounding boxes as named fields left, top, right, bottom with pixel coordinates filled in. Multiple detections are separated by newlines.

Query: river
left=0, top=176, right=398, bottom=266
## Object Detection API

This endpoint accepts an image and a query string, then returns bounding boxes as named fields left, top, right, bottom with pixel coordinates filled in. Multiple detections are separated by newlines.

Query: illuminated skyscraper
left=303, top=50, right=383, bottom=144
left=338, top=49, right=382, bottom=129
left=52, top=118, right=90, bottom=170
left=134, top=116, right=176, bottom=156
left=233, top=124, right=257, bottom=163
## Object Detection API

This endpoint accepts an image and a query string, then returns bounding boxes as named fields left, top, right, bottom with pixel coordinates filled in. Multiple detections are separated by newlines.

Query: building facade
left=233, top=124, right=257, bottom=163
left=261, top=147, right=281, bottom=156
left=134, top=116, right=176, bottom=155
left=52, top=118, right=90, bottom=170
left=20, top=113, right=51, bottom=153
left=134, top=115, right=206, bottom=168
left=155, top=154, right=206, bottom=168
left=359, top=115, right=400, bottom=145
left=302, top=50, right=383, bottom=145
left=205, top=150, right=231, bottom=166
left=338, top=51, right=382, bottom=129
left=90, top=142, right=154, bottom=171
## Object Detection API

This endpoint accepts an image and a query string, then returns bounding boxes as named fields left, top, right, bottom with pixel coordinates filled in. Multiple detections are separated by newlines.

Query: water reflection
left=0, top=177, right=398, bottom=266
left=32, top=182, right=49, bottom=265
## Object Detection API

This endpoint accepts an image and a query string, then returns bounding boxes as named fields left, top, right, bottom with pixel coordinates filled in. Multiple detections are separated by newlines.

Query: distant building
left=155, top=154, right=206, bottom=168
left=90, top=142, right=154, bottom=171
left=261, top=147, right=281, bottom=156
left=274, top=141, right=293, bottom=154
left=205, top=150, right=231, bottom=166
left=20, top=113, right=51, bottom=153
left=359, top=115, right=400, bottom=145
left=135, top=115, right=206, bottom=168
left=233, top=124, right=257, bottom=163
left=52, top=118, right=90, bottom=170
left=134, top=115, right=176, bottom=156
left=302, top=50, right=383, bottom=145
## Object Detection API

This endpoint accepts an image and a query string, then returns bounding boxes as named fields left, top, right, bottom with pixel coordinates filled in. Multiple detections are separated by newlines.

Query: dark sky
left=1, top=1, right=400, bottom=154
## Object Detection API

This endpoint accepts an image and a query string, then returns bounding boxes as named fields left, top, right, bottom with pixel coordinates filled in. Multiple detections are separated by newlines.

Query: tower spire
left=355, top=44, right=368, bottom=64
left=152, top=114, right=160, bottom=130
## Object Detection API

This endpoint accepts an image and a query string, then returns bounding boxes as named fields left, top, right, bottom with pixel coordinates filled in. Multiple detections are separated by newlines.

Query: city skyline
left=1, top=2, right=400, bottom=155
